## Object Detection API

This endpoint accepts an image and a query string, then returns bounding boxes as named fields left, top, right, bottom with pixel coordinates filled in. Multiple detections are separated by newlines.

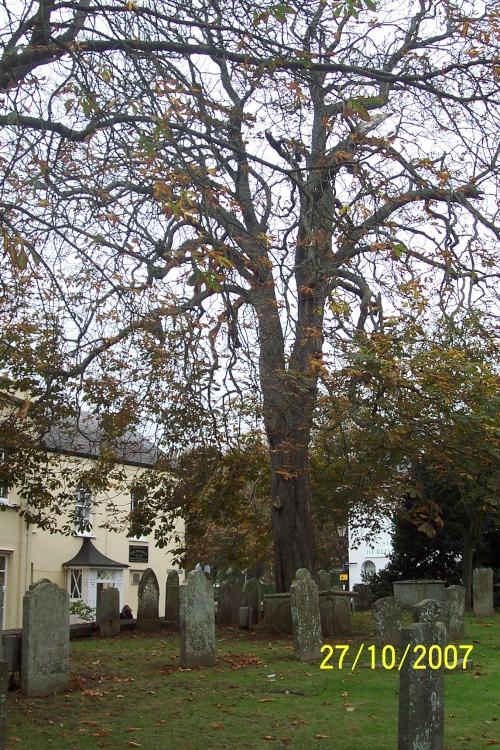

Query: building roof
left=43, top=412, right=157, bottom=467
left=62, top=537, right=129, bottom=569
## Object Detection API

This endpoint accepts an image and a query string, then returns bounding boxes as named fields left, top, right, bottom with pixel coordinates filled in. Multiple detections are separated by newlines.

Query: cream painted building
left=0, top=414, right=184, bottom=630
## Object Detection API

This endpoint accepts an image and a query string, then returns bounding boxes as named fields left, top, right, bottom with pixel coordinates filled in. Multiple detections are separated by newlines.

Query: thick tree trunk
left=269, top=442, right=316, bottom=592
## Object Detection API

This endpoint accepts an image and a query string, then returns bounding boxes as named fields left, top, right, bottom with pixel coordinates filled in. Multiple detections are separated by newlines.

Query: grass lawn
left=5, top=612, right=500, bottom=750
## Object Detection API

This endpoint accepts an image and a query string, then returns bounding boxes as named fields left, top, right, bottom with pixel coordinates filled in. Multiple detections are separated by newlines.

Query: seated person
left=120, top=604, right=133, bottom=619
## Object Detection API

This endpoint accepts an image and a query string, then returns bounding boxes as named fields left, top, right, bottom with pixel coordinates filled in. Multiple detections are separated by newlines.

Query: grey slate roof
left=43, top=412, right=157, bottom=467
left=62, top=537, right=129, bottom=569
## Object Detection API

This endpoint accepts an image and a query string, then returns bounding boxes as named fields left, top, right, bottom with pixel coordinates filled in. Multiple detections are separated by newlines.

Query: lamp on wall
left=336, top=524, right=347, bottom=539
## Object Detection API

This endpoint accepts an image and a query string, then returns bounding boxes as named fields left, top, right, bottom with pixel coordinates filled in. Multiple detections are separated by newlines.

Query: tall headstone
left=217, top=577, right=243, bottom=625
left=398, top=622, right=445, bottom=750
left=373, top=596, right=402, bottom=649
left=137, top=568, right=161, bottom=632
left=318, top=570, right=331, bottom=591
left=165, top=570, right=180, bottom=630
left=290, top=569, right=322, bottom=662
left=98, top=587, right=120, bottom=637
left=180, top=570, right=215, bottom=669
left=242, top=578, right=261, bottom=625
left=473, top=567, right=494, bottom=617
left=444, top=585, right=465, bottom=641
left=21, top=582, right=69, bottom=697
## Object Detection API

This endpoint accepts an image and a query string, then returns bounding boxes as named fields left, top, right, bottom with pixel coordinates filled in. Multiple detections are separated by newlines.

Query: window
left=129, top=492, right=149, bottom=541
left=130, top=492, right=143, bottom=513
left=362, top=560, right=376, bottom=579
left=69, top=569, right=83, bottom=599
left=75, top=486, right=92, bottom=535
left=97, top=570, right=114, bottom=581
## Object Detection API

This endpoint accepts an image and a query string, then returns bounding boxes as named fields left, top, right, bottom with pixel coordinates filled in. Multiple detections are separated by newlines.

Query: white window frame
left=75, top=485, right=93, bottom=536
left=129, top=492, right=149, bottom=542
left=362, top=560, right=376, bottom=579
left=69, top=568, right=83, bottom=600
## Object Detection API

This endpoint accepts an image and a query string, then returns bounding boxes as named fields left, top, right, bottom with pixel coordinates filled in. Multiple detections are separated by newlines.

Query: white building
left=348, top=516, right=393, bottom=587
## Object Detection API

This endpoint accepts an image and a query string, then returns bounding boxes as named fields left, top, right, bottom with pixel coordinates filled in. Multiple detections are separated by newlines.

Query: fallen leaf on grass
left=263, top=737, right=276, bottom=741
left=8, top=739, right=22, bottom=744
left=125, top=729, right=141, bottom=732
left=259, top=699, right=276, bottom=702
left=212, top=722, right=224, bottom=730
left=316, top=735, right=329, bottom=739
left=125, top=743, right=142, bottom=748
left=486, top=742, right=500, bottom=746
left=346, top=707, right=355, bottom=712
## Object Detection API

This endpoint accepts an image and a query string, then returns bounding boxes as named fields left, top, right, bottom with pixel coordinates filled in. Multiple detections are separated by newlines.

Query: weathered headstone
left=413, top=598, right=445, bottom=625
left=137, top=568, right=161, bottom=632
left=239, top=606, right=252, bottom=629
left=165, top=570, right=180, bottom=630
left=444, top=585, right=465, bottom=641
left=352, top=583, right=371, bottom=611
left=242, top=578, right=261, bottom=625
left=473, top=567, right=494, bottom=617
left=180, top=570, right=215, bottom=668
left=21, top=582, right=69, bottom=697
left=0, top=588, right=5, bottom=750
left=217, top=577, right=243, bottom=625
left=318, top=570, right=331, bottom=591
left=0, top=659, right=7, bottom=750
left=29, top=578, right=52, bottom=590
left=98, top=587, right=120, bottom=637
left=398, top=622, right=445, bottom=750
left=372, top=596, right=402, bottom=649
left=290, top=569, right=322, bottom=662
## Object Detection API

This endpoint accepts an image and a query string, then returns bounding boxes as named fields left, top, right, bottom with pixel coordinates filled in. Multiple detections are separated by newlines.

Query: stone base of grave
left=264, top=593, right=293, bottom=634
left=318, top=591, right=354, bottom=637
left=393, top=580, right=445, bottom=610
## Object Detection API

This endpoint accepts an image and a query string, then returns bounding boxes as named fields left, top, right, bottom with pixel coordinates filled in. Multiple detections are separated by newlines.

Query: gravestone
left=180, top=570, right=215, bottom=669
left=0, top=588, right=5, bottom=750
left=444, top=585, right=465, bottom=641
left=21, top=582, right=69, bottom=697
left=473, top=567, right=494, bottom=617
left=413, top=598, right=445, bottom=626
left=398, top=622, right=445, bottom=750
left=98, top=587, right=120, bottom=637
left=0, top=659, right=6, bottom=750
left=318, top=570, right=331, bottom=591
left=29, top=578, right=52, bottom=590
left=290, top=569, right=322, bottom=662
left=352, top=583, right=371, bottom=611
left=372, top=596, right=402, bottom=649
left=239, top=606, right=252, bottom=629
left=242, top=578, right=261, bottom=625
left=217, top=577, right=243, bottom=625
left=165, top=570, right=180, bottom=630
left=137, top=568, right=161, bottom=632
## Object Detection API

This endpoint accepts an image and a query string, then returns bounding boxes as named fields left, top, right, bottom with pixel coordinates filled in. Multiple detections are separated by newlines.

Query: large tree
left=2, top=0, right=500, bottom=590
